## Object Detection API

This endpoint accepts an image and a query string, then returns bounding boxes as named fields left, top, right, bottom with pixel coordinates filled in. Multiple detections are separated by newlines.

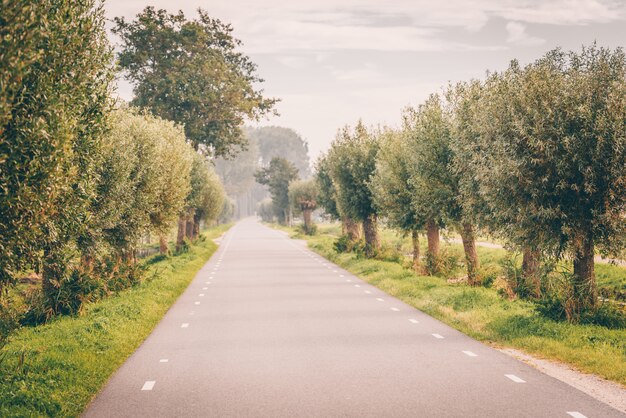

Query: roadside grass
left=0, top=224, right=230, bottom=417
left=279, top=222, right=626, bottom=387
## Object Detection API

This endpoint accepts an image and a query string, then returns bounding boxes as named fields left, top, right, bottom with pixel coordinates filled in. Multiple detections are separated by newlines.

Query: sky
left=105, top=0, right=626, bottom=159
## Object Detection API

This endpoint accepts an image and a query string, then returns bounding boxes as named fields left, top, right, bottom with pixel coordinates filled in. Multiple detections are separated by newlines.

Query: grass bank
left=277, top=223, right=626, bottom=387
left=0, top=224, right=230, bottom=417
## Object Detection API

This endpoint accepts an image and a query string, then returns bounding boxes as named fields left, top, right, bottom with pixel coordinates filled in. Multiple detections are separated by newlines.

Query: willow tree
left=0, top=0, right=113, bottom=296
left=315, top=153, right=359, bottom=239
left=370, top=129, right=424, bottom=271
left=289, top=179, right=319, bottom=234
left=254, top=157, right=299, bottom=224
left=474, top=45, right=626, bottom=315
left=404, top=94, right=481, bottom=281
left=328, top=122, right=380, bottom=256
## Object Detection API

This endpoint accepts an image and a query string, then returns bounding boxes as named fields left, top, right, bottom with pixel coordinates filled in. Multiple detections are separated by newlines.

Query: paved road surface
left=85, top=219, right=624, bottom=418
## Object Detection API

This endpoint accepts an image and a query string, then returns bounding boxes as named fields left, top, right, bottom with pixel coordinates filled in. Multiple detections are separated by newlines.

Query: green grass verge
left=279, top=223, right=626, bottom=387
left=0, top=224, right=231, bottom=417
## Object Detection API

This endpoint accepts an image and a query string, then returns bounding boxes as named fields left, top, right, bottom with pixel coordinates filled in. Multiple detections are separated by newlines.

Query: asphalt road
left=84, top=219, right=624, bottom=418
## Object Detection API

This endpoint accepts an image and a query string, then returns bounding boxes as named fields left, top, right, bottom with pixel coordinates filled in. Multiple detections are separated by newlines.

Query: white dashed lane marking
left=408, top=319, right=419, bottom=324
left=159, top=359, right=168, bottom=363
left=354, top=284, right=361, bottom=288
left=364, top=290, right=372, bottom=294
left=202, top=287, right=208, bottom=290
left=505, top=374, right=525, bottom=383
left=194, top=301, right=200, bottom=305
left=463, top=351, right=478, bottom=357
left=141, top=381, right=156, bottom=391
left=566, top=412, right=588, bottom=418
left=390, top=307, right=400, bottom=312
left=432, top=333, right=444, bottom=339
left=181, top=323, right=189, bottom=328
left=199, top=294, right=205, bottom=297
left=376, top=298, right=385, bottom=302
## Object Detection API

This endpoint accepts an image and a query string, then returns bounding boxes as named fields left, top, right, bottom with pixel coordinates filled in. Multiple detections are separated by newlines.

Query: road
left=84, top=219, right=624, bottom=418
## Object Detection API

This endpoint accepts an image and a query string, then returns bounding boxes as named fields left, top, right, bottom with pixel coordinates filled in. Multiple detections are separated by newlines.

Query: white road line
left=390, top=307, right=400, bottom=312
left=432, top=333, right=444, bottom=339
left=194, top=301, right=200, bottom=305
left=346, top=279, right=352, bottom=282
left=408, top=319, right=419, bottom=324
left=364, top=290, right=372, bottom=294
left=333, top=270, right=338, bottom=273
left=376, top=298, right=385, bottom=302
left=202, top=287, right=208, bottom=290
left=505, top=374, right=525, bottom=383
left=566, top=412, right=588, bottom=418
left=339, top=275, right=345, bottom=278
left=159, top=359, right=168, bottom=363
left=463, top=351, right=478, bottom=357
left=354, top=284, right=361, bottom=288
left=199, top=293, right=204, bottom=297
left=141, top=381, right=156, bottom=391
left=181, top=323, right=189, bottom=328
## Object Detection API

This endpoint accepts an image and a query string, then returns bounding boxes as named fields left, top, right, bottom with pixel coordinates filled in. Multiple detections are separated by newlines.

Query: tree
left=370, top=128, right=424, bottom=271
left=327, top=122, right=380, bottom=256
left=250, top=126, right=311, bottom=177
left=254, top=157, right=299, bottom=224
left=113, top=7, right=278, bottom=157
left=315, top=154, right=341, bottom=220
left=289, top=179, right=319, bottom=234
left=177, top=153, right=225, bottom=250
left=0, top=0, right=113, bottom=297
left=404, top=94, right=481, bottom=281
left=474, top=45, right=626, bottom=315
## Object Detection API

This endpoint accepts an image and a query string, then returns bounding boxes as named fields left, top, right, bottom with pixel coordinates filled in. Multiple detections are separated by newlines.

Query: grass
left=0, top=224, right=230, bottom=417
left=278, top=222, right=626, bottom=387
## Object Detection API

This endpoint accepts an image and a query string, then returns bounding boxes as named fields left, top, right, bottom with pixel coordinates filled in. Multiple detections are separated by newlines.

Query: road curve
left=84, top=218, right=624, bottom=418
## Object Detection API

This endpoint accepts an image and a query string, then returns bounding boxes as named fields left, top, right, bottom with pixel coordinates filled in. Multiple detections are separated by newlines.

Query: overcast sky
left=105, top=0, right=626, bottom=159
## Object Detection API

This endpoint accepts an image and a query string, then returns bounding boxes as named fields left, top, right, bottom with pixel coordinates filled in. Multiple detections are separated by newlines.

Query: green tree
left=254, top=157, right=299, bottom=224
left=0, top=0, right=113, bottom=297
left=289, top=179, right=319, bottom=234
left=315, top=154, right=340, bottom=220
left=405, top=94, right=481, bottom=281
left=177, top=153, right=225, bottom=250
left=113, top=7, right=278, bottom=157
left=474, top=45, right=626, bottom=315
left=370, top=128, right=424, bottom=271
left=327, top=122, right=380, bottom=256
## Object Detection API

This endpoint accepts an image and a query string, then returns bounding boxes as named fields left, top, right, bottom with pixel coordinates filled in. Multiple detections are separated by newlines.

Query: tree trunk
left=159, top=235, right=168, bottom=255
left=185, top=217, right=194, bottom=240
left=303, top=209, right=313, bottom=233
left=343, top=217, right=361, bottom=241
left=362, top=214, right=380, bottom=257
left=460, top=223, right=480, bottom=285
left=522, top=247, right=541, bottom=298
left=411, top=229, right=421, bottom=273
left=571, top=235, right=597, bottom=314
left=193, top=220, right=200, bottom=240
left=426, top=219, right=440, bottom=274
left=176, top=215, right=186, bottom=252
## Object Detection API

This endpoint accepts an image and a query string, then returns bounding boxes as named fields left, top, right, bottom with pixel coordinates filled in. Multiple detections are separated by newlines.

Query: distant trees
left=113, top=7, right=278, bottom=157
left=254, top=157, right=299, bottom=224
left=250, top=126, right=311, bottom=177
left=289, top=179, right=319, bottom=234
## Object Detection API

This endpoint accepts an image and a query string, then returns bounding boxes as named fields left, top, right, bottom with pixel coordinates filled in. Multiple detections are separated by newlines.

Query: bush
left=477, top=264, right=501, bottom=288
left=0, top=296, right=21, bottom=350
left=297, top=223, right=317, bottom=236
left=333, top=235, right=353, bottom=253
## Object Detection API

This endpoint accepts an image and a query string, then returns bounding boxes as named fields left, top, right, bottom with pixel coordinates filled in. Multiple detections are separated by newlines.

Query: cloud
left=505, top=22, right=546, bottom=46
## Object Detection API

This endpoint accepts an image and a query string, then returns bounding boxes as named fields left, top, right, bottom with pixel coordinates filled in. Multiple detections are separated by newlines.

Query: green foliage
left=327, top=122, right=379, bottom=222
left=314, top=154, right=341, bottom=220
left=0, top=0, right=114, bottom=291
left=370, top=129, right=424, bottom=232
left=113, top=7, right=277, bottom=157
left=255, top=157, right=299, bottom=224
left=288, top=179, right=319, bottom=214
left=187, top=153, right=226, bottom=225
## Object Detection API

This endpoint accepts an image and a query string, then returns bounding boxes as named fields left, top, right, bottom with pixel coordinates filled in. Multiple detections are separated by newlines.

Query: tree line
left=1, top=2, right=275, bottom=325
left=315, top=44, right=626, bottom=322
